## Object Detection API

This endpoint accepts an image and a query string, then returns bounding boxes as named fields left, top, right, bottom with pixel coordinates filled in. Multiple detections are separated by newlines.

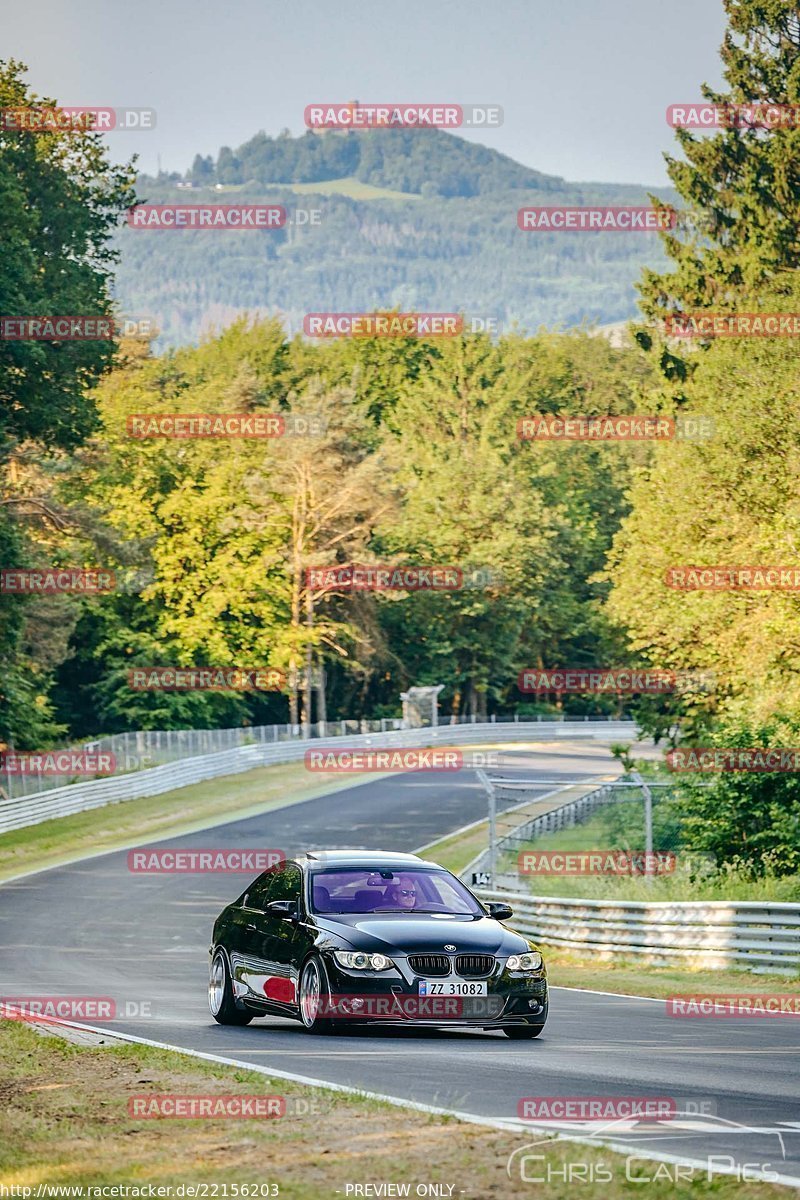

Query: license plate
left=418, top=979, right=487, bottom=996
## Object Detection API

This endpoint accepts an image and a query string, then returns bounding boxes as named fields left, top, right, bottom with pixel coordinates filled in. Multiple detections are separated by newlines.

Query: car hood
left=316, top=912, right=530, bottom=955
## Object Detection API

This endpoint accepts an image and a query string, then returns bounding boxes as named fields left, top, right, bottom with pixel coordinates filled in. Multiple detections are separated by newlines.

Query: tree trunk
left=302, top=585, right=314, bottom=736
left=478, top=687, right=488, bottom=721
left=466, top=680, right=477, bottom=718
left=315, top=651, right=327, bottom=728
left=289, top=493, right=303, bottom=729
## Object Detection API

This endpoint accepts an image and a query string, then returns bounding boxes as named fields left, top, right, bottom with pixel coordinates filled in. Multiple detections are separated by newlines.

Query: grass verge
left=0, top=761, right=389, bottom=884
left=545, top=951, right=800, bottom=996
left=508, top=807, right=800, bottom=902
left=0, top=738, right=512, bottom=884
left=0, top=1018, right=793, bottom=1197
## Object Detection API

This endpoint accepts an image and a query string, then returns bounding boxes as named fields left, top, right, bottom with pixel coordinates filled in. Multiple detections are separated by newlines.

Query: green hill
left=116, top=128, right=673, bottom=347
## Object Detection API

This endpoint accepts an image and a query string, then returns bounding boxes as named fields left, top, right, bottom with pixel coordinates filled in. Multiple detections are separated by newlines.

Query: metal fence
left=469, top=776, right=622, bottom=886
left=0, top=713, right=634, bottom=801
left=474, top=888, right=800, bottom=974
left=0, top=719, right=637, bottom=835
left=0, top=719, right=402, bottom=802
left=467, top=772, right=712, bottom=891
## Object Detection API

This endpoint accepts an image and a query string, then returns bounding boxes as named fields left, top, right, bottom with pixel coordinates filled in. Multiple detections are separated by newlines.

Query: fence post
left=475, top=769, right=496, bottom=884
left=632, top=771, right=654, bottom=886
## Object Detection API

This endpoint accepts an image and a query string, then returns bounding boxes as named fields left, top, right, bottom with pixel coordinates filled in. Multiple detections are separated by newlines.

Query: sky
left=6, top=0, right=727, bottom=186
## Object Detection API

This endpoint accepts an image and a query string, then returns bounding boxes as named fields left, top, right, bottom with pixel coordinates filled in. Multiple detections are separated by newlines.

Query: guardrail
left=0, top=718, right=404, bottom=801
left=475, top=888, right=800, bottom=974
left=0, top=719, right=637, bottom=835
left=0, top=712, right=633, bottom=801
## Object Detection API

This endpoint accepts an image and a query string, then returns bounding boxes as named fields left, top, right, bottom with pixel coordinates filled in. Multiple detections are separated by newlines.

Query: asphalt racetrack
left=2, top=740, right=799, bottom=1186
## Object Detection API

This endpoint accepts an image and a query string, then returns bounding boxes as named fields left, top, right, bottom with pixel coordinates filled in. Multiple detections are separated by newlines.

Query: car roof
left=296, top=850, right=441, bottom=870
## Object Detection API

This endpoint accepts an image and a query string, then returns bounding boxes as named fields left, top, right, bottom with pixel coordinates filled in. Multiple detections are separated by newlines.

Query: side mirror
left=485, top=901, right=513, bottom=920
left=267, top=899, right=299, bottom=920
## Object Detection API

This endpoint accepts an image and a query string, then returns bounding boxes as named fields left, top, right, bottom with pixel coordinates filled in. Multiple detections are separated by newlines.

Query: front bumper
left=323, top=954, right=548, bottom=1027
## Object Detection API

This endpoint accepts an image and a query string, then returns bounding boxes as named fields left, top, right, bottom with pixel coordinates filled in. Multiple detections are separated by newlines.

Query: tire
left=502, top=1023, right=545, bottom=1039
left=298, top=955, right=334, bottom=1034
left=209, top=948, right=253, bottom=1026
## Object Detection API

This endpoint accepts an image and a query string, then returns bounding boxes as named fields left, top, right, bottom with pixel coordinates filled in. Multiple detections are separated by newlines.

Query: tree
left=605, top=298, right=800, bottom=731
left=669, top=711, right=800, bottom=876
left=639, top=1, right=800, bottom=331
left=0, top=60, right=135, bottom=456
left=235, top=381, right=395, bottom=728
left=378, top=334, right=559, bottom=717
left=0, top=60, right=135, bottom=745
left=190, top=153, right=215, bottom=184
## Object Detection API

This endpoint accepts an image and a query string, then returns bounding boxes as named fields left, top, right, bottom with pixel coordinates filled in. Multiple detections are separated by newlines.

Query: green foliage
left=638, top=0, right=800, bottom=355
left=186, top=127, right=563, bottom=197
left=605, top=293, right=800, bottom=728
left=122, top=137, right=674, bottom=349
left=29, top=319, right=651, bottom=732
left=0, top=59, right=136, bottom=455
left=669, top=712, right=800, bottom=876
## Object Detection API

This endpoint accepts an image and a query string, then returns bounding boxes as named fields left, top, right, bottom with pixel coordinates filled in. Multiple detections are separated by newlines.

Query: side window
left=244, top=869, right=278, bottom=909
left=268, top=864, right=302, bottom=905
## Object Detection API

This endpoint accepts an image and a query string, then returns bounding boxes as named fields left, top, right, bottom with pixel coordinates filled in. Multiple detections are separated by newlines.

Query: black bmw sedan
left=208, top=849, right=548, bottom=1038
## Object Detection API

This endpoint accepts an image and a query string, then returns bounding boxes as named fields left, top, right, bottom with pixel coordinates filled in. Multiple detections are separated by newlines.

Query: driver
left=384, top=873, right=418, bottom=909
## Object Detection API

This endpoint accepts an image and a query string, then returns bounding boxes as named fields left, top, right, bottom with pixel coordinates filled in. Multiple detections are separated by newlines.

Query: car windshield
left=309, top=868, right=482, bottom=916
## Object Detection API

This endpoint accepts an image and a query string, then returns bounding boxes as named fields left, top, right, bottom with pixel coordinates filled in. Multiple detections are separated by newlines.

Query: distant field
left=165, top=178, right=419, bottom=200
left=285, top=175, right=421, bottom=200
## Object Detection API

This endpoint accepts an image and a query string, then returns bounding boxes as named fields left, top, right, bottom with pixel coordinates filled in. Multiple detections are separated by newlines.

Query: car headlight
left=506, top=952, right=543, bottom=971
left=333, top=951, right=395, bottom=971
